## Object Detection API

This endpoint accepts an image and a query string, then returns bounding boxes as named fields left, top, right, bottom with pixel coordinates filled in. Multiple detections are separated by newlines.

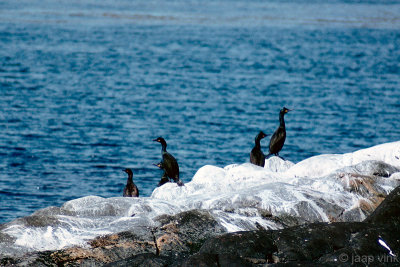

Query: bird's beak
left=152, top=163, right=158, bottom=167
left=286, top=109, right=292, bottom=113
left=153, top=138, right=158, bottom=142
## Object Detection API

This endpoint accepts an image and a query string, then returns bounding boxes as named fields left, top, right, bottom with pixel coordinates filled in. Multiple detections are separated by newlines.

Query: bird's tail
left=157, top=175, right=169, bottom=187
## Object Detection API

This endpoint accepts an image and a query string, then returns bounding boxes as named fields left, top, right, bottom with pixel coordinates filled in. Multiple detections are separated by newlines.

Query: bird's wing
left=269, top=127, right=286, bottom=153
left=163, top=152, right=179, bottom=178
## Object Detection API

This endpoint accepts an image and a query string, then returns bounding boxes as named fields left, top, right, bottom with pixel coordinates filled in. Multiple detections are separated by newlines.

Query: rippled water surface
left=1, top=0, right=400, bottom=223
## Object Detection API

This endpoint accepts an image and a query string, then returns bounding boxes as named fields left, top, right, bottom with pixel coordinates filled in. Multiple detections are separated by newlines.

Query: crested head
left=153, top=136, right=167, bottom=151
left=259, top=131, right=267, bottom=139
left=256, top=131, right=267, bottom=141
left=153, top=136, right=167, bottom=145
left=281, top=107, right=291, bottom=114
left=255, top=131, right=267, bottom=146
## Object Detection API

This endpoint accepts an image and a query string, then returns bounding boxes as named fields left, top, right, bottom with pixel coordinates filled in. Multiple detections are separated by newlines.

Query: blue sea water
left=1, top=0, right=400, bottom=224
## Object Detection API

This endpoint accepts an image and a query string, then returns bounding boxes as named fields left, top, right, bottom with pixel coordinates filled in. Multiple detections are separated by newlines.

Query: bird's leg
left=176, top=179, right=184, bottom=186
left=173, top=175, right=184, bottom=186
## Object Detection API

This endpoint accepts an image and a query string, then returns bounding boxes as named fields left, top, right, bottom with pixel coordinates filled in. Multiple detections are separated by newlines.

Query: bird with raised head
left=153, top=137, right=184, bottom=186
left=250, top=131, right=268, bottom=167
left=122, top=168, right=139, bottom=197
left=268, top=107, right=291, bottom=158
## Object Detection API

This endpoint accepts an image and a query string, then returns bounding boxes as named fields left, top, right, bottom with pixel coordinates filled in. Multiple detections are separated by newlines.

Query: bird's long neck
left=127, top=172, right=133, bottom=183
left=255, top=136, right=262, bottom=148
left=279, top=112, right=286, bottom=128
left=160, top=141, right=167, bottom=153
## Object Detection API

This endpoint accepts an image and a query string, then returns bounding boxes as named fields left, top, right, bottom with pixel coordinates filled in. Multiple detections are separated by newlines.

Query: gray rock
left=0, top=210, right=226, bottom=266
left=186, top=186, right=400, bottom=266
left=2, top=187, right=400, bottom=266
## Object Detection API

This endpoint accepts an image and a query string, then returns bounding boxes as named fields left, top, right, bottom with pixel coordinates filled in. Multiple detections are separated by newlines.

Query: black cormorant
left=123, top=168, right=139, bottom=197
left=250, top=131, right=268, bottom=167
left=153, top=137, right=184, bottom=186
left=268, top=107, right=291, bottom=158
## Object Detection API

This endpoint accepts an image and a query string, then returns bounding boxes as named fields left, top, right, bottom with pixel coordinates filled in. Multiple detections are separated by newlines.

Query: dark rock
left=0, top=257, right=17, bottom=266
left=154, top=209, right=226, bottom=256
left=269, top=213, right=306, bottom=228
left=273, top=223, right=354, bottom=262
left=365, top=185, right=400, bottom=226
left=192, top=220, right=400, bottom=266
left=104, top=253, right=171, bottom=267
left=199, top=230, right=277, bottom=263
left=178, top=253, right=255, bottom=267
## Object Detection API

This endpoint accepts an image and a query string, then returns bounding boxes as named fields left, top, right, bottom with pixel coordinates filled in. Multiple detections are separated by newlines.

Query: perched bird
left=153, top=162, right=170, bottom=187
left=268, top=107, right=291, bottom=158
left=250, top=131, right=268, bottom=167
left=123, top=168, right=139, bottom=197
left=153, top=137, right=184, bottom=186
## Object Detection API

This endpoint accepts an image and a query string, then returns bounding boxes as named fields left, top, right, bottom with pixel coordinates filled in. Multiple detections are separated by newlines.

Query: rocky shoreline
left=1, top=185, right=399, bottom=266
left=2, top=142, right=400, bottom=267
